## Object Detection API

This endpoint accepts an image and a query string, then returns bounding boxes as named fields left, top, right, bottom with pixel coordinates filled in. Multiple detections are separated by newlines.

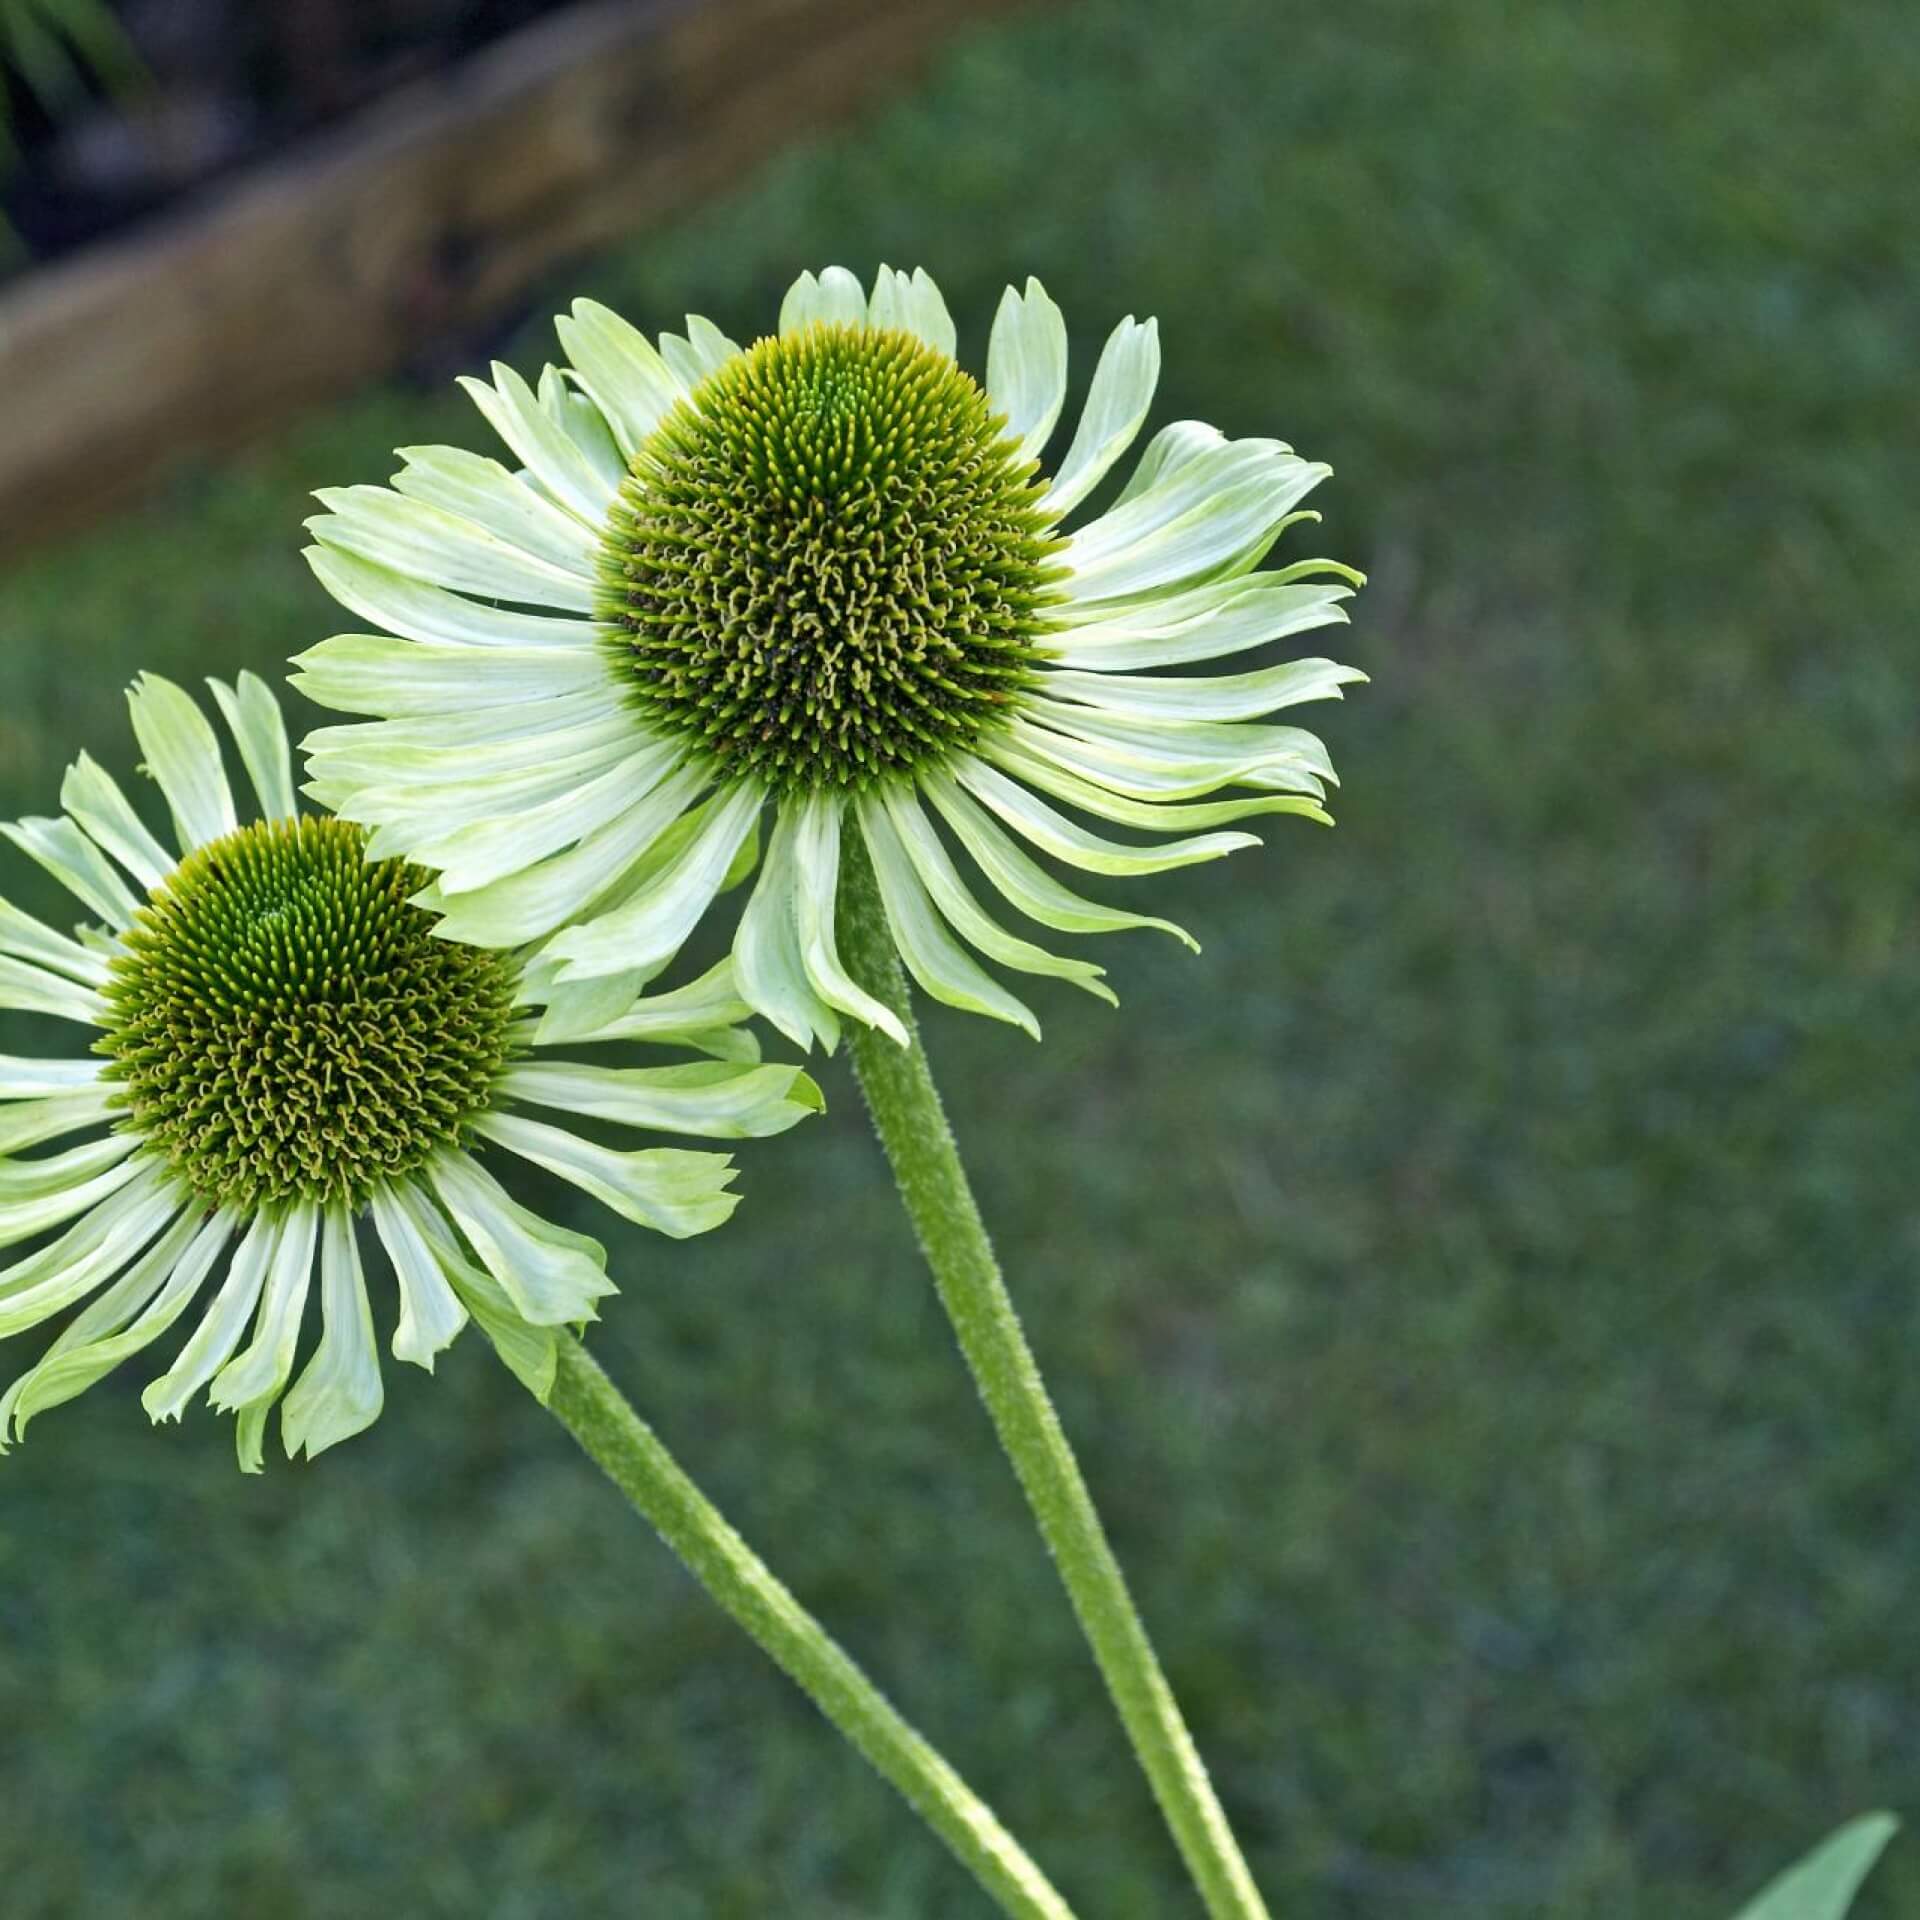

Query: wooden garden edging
left=0, top=0, right=1023, bottom=558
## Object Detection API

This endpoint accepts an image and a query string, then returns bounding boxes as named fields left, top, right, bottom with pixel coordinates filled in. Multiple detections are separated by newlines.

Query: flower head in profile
left=298, top=265, right=1364, bottom=1048
left=0, top=675, right=819, bottom=1468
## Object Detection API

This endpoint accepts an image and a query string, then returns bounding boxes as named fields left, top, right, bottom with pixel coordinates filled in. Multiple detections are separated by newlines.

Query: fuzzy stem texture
left=541, top=1334, right=1078, bottom=1920
left=838, top=842, right=1272, bottom=1920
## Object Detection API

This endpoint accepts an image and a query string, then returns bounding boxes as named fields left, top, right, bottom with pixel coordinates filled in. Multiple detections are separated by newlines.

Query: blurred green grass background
left=1, top=0, right=1915, bottom=1913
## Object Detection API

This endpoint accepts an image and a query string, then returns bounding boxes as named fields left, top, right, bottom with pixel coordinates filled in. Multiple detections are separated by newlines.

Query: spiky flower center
left=99, top=817, right=520, bottom=1214
left=598, top=321, right=1065, bottom=790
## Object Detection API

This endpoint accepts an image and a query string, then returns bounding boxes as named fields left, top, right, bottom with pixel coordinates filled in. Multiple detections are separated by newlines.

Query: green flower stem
left=838, top=845, right=1272, bottom=1920
left=540, top=1333, right=1077, bottom=1920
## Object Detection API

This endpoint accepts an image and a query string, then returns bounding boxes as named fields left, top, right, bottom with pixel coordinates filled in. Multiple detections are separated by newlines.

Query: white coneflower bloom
left=296, top=265, right=1363, bottom=1048
left=0, top=675, right=820, bottom=1469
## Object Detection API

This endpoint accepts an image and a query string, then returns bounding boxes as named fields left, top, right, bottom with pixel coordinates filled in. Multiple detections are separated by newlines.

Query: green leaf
left=1734, top=1814, right=1899, bottom=1920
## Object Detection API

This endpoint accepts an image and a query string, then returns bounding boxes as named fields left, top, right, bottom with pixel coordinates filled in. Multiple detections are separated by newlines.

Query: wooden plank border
left=0, top=0, right=1026, bottom=556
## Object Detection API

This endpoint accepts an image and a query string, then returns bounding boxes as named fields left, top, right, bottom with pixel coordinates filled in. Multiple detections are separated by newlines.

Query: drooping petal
left=127, top=672, right=238, bottom=854
left=1041, top=657, right=1367, bottom=724
left=0, top=1055, right=100, bottom=1099
left=0, top=1133, right=142, bottom=1253
left=1043, top=576, right=1354, bottom=669
left=987, top=277, right=1069, bottom=467
left=500, top=1058, right=822, bottom=1139
left=280, top=1207, right=385, bottom=1461
left=144, top=1207, right=279, bottom=1423
left=206, top=670, right=299, bottom=822
left=0, top=1085, right=115, bottom=1155
left=790, top=793, right=908, bottom=1046
left=405, top=1194, right=558, bottom=1401
left=733, top=804, right=842, bottom=1054
left=0, top=1163, right=176, bottom=1340
left=1042, top=317, right=1161, bottom=517
left=427, top=1149, right=614, bottom=1324
left=369, top=1181, right=470, bottom=1369
left=211, top=1203, right=320, bottom=1473
left=291, top=635, right=609, bottom=715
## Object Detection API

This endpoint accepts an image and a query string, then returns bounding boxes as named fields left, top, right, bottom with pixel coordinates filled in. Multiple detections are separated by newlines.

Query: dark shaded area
left=0, top=0, right=1915, bottom=1915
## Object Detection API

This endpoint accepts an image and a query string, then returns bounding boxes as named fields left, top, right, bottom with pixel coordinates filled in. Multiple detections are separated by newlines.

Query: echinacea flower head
left=0, top=676, right=820, bottom=1468
left=298, top=265, right=1365, bottom=1049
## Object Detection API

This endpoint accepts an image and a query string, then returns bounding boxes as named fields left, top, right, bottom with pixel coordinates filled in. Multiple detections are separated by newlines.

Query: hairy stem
left=540, top=1333, right=1077, bottom=1920
left=838, top=842, right=1272, bottom=1920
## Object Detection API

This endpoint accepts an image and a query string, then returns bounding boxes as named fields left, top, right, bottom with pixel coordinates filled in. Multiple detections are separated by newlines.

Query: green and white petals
left=656, top=314, right=742, bottom=391
left=1042, top=316, right=1160, bottom=517
left=0, top=1162, right=176, bottom=1341
left=291, top=634, right=611, bottom=716
left=789, top=793, right=908, bottom=1047
left=369, top=1181, right=471, bottom=1368
left=59, top=753, right=176, bottom=889
left=987, top=277, right=1069, bottom=468
left=0, top=895, right=110, bottom=987
left=393, top=438, right=601, bottom=573
left=2, top=814, right=140, bottom=931
left=1045, top=575, right=1356, bottom=670
left=500, top=1058, right=822, bottom=1140
left=126, top=671, right=239, bottom=855
left=454, top=360, right=620, bottom=530
left=553, top=298, right=687, bottom=459
left=867, top=264, right=957, bottom=359
left=0, top=1133, right=144, bottom=1252
left=428, top=1149, right=616, bottom=1322
left=210, top=1203, right=320, bottom=1472
left=304, top=544, right=595, bottom=650
left=780, top=265, right=870, bottom=336
left=280, top=1207, right=385, bottom=1461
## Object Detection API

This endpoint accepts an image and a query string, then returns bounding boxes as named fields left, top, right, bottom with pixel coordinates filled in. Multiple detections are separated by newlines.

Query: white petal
left=424, top=760, right=707, bottom=949
left=370, top=1181, right=470, bottom=1369
left=408, top=1196, right=557, bottom=1402
left=537, top=363, right=627, bottom=496
left=554, top=300, right=687, bottom=458
left=780, top=266, right=868, bottom=335
left=0, top=1086, right=114, bottom=1155
left=733, top=804, right=842, bottom=1054
left=541, top=956, right=762, bottom=1060
left=547, top=779, right=762, bottom=983
left=143, top=1207, right=277, bottom=1423
left=1065, top=429, right=1303, bottom=567
left=473, top=1113, right=739, bottom=1241
left=1021, top=704, right=1334, bottom=796
left=212, top=1204, right=319, bottom=1472
left=952, top=755, right=1258, bottom=876
left=791, top=792, right=908, bottom=1046
left=309, top=486, right=598, bottom=613
left=428, top=1149, right=615, bottom=1322
left=0, top=1165, right=177, bottom=1341
left=876, top=784, right=1115, bottom=1004
left=920, top=769, right=1198, bottom=949
left=500, top=1058, right=821, bottom=1140
left=868, top=265, right=957, bottom=358
left=0, top=1054, right=100, bottom=1099
left=0, top=894, right=111, bottom=985
left=206, top=671, right=299, bottom=822
left=992, top=731, right=1331, bottom=831
left=2, top=815, right=140, bottom=929
left=280, top=1208, right=385, bottom=1460
left=126, top=673, right=238, bottom=854
left=291, top=635, right=609, bottom=716
left=0, top=953, right=106, bottom=1025
left=987, top=277, right=1069, bottom=467
left=1045, top=577, right=1354, bottom=669
left=304, top=545, right=598, bottom=650
left=855, top=798, right=1039, bottom=1037
left=456, top=361, right=620, bottom=528
left=2, top=1212, right=227, bottom=1443
left=658, top=314, right=741, bottom=388
left=393, top=439, right=600, bottom=571
left=1041, top=656, right=1366, bottom=724
left=0, top=1133, right=142, bottom=1252
left=1042, top=317, right=1161, bottom=517
left=59, top=754, right=174, bottom=890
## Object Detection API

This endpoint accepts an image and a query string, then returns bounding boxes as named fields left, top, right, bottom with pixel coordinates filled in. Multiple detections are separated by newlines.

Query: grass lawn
left=0, top=0, right=1914, bottom=1913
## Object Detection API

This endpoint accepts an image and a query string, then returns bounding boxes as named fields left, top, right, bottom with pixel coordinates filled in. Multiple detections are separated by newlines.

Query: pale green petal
left=370, top=1182, right=470, bottom=1368
left=1043, top=657, right=1365, bottom=724
left=875, top=785, right=1115, bottom=1003
left=733, top=804, right=842, bottom=1054
left=334, top=732, right=636, bottom=842
left=212, top=1204, right=319, bottom=1473
left=856, top=798, right=1040, bottom=1037
left=305, top=706, right=632, bottom=809
left=548, top=779, right=762, bottom=983
left=537, top=363, right=627, bottom=496
left=473, top=1113, right=740, bottom=1241
left=1066, top=432, right=1306, bottom=568
left=126, top=672, right=238, bottom=854
left=868, top=265, right=957, bottom=358
left=0, top=1134, right=142, bottom=1252
left=543, top=956, right=762, bottom=1061
left=521, top=964, right=654, bottom=1044
left=2, top=1212, right=227, bottom=1444
left=0, top=1054, right=100, bottom=1099
left=426, top=744, right=679, bottom=896
left=206, top=670, right=299, bottom=822
left=1108, top=419, right=1247, bottom=510
left=428, top=1149, right=615, bottom=1323
left=986, top=276, right=1068, bottom=467
left=143, top=1207, right=276, bottom=1423
left=411, top=1199, right=558, bottom=1403
left=1734, top=1815, right=1899, bottom=1920
left=920, top=770, right=1198, bottom=949
left=500, top=1058, right=822, bottom=1139
left=2, top=814, right=140, bottom=929
left=393, top=440, right=599, bottom=571
left=456, top=361, right=619, bottom=528
left=0, top=953, right=105, bottom=1025
left=309, top=486, right=597, bottom=613
left=1022, top=704, right=1335, bottom=796
left=554, top=299, right=686, bottom=458
left=1045, top=577, right=1353, bottom=669
left=0, top=895, right=111, bottom=985
left=791, top=792, right=908, bottom=1046
left=59, top=753, right=174, bottom=890
left=304, top=545, right=597, bottom=650
left=0, top=1166, right=177, bottom=1341
left=423, top=761, right=706, bottom=949
left=1064, top=463, right=1329, bottom=606
left=280, top=1208, right=385, bottom=1461
left=991, top=732, right=1332, bottom=831
left=291, top=635, right=608, bottom=716
left=952, top=756, right=1257, bottom=876
left=780, top=265, right=868, bottom=335
left=0, top=1085, right=113, bottom=1154
left=1042, top=316, right=1160, bottom=517
left=658, top=314, right=741, bottom=388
